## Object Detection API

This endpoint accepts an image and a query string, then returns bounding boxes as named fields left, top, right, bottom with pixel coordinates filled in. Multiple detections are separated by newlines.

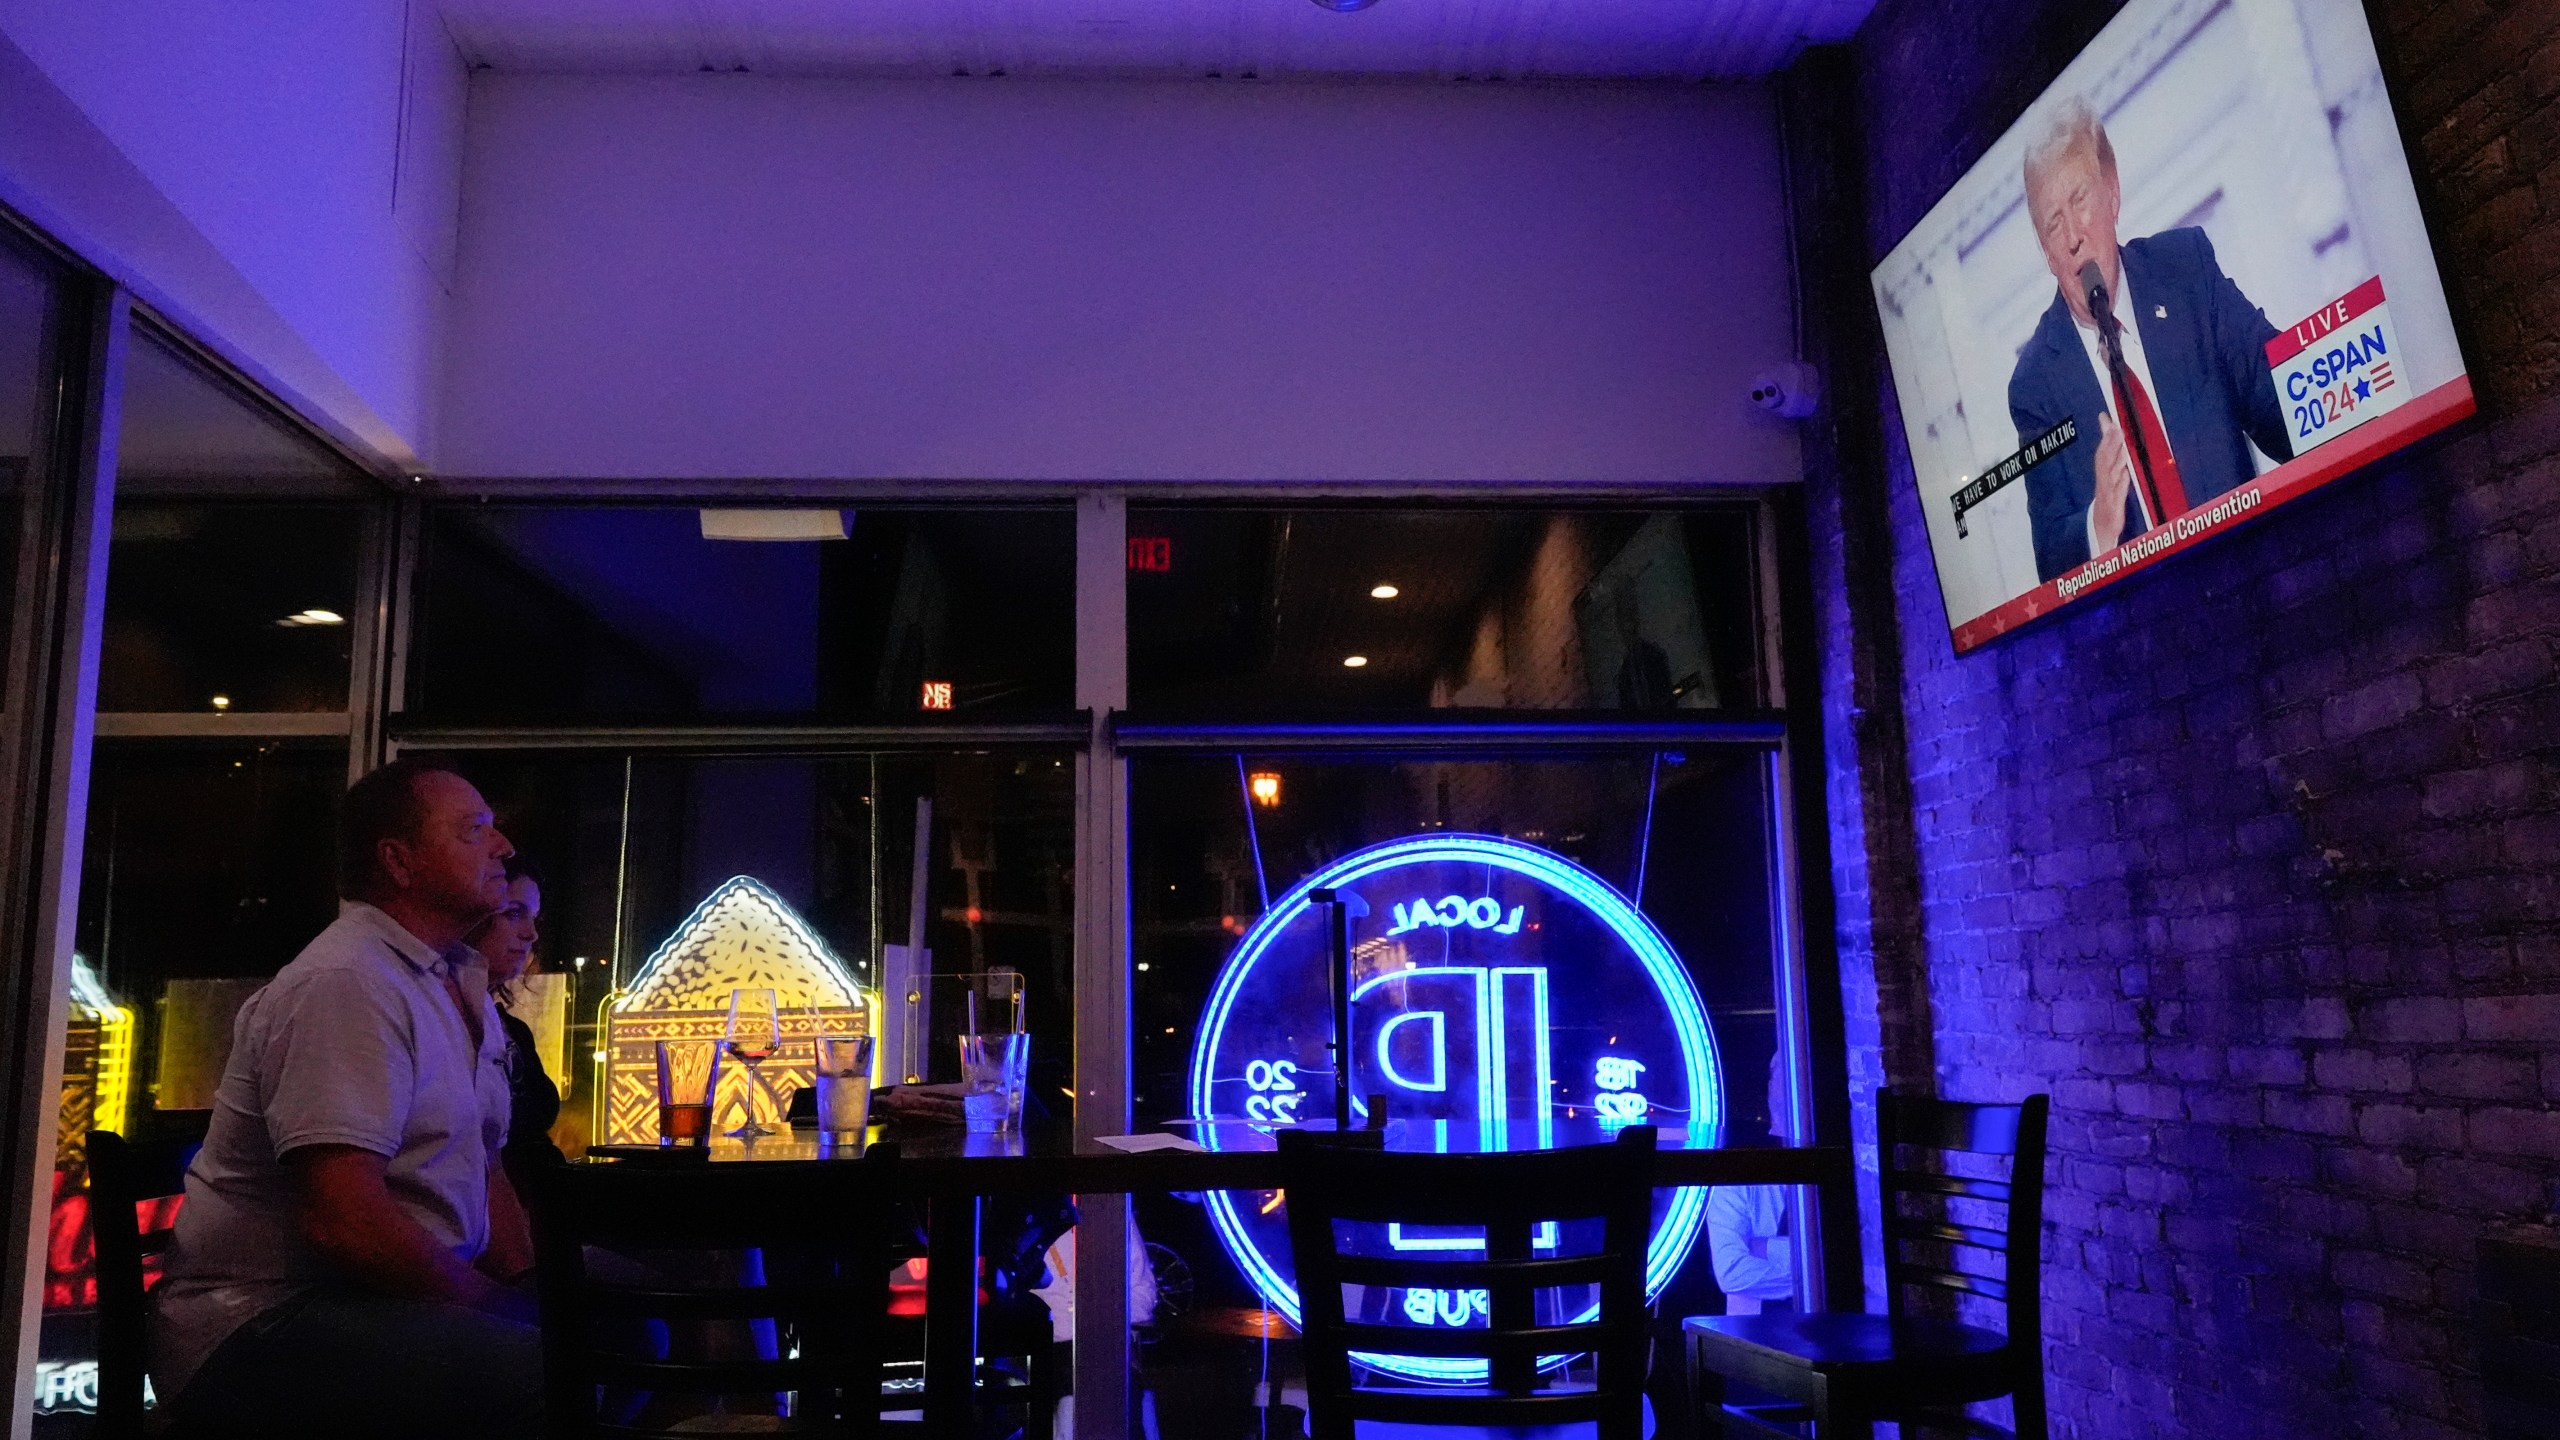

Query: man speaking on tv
left=2009, top=97, right=2295, bottom=583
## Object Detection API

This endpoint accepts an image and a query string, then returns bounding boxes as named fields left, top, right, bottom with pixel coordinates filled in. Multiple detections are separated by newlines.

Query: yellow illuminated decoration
left=58, top=956, right=134, bottom=1170
left=599, top=877, right=873, bottom=1144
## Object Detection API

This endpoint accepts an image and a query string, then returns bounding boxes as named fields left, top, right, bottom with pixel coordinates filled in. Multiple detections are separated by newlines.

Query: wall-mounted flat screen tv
left=1873, top=0, right=2472, bottom=652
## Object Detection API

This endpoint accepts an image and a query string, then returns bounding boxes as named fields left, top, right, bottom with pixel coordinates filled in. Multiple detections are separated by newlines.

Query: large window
left=437, top=748, right=1077, bottom=1157
left=5, top=303, right=1828, bottom=1440
left=40, top=319, right=373, bottom=1433
left=1116, top=502, right=1810, bottom=1432
left=0, top=232, right=50, bottom=657
left=1127, top=507, right=1765, bottom=713
left=409, top=506, right=1076, bottom=722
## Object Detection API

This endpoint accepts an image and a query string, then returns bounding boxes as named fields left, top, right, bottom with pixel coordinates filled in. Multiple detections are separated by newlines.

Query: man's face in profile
left=2030, top=142, right=2124, bottom=328
left=392, top=772, right=514, bottom=925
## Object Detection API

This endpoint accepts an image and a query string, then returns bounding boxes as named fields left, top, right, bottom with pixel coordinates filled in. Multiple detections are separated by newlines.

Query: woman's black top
left=498, top=1008, right=566, bottom=1182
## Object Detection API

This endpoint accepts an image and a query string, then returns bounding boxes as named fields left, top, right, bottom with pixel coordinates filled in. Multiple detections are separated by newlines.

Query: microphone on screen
left=2079, top=260, right=2111, bottom=331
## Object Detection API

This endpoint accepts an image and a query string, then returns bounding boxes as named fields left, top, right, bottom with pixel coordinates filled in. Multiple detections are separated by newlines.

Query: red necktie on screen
left=2110, top=361, right=2188, bottom=530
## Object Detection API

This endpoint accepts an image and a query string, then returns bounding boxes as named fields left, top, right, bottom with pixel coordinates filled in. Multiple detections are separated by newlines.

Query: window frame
left=0, top=197, right=1850, bottom=1440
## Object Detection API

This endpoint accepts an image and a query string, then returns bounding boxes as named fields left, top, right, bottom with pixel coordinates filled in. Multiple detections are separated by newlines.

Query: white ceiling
left=437, top=0, right=1878, bottom=84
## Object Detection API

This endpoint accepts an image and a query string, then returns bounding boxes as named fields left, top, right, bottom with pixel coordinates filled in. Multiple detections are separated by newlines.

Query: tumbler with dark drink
left=654, top=1038, right=722, bottom=1144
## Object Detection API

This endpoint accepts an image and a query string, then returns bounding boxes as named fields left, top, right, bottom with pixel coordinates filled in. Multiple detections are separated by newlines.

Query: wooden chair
left=89, top=1126, right=204, bottom=1440
left=2479, top=1233, right=2560, bottom=1439
left=529, top=1145, right=905, bottom=1438
left=1278, top=1124, right=1658, bottom=1439
left=1682, top=1090, right=2049, bottom=1439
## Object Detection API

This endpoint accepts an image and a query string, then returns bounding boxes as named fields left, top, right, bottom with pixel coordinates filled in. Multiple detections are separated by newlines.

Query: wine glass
left=723, top=987, right=782, bottom=1138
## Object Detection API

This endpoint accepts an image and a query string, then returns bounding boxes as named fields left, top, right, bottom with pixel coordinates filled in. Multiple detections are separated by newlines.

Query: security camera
left=1748, top=361, right=1821, bottom=420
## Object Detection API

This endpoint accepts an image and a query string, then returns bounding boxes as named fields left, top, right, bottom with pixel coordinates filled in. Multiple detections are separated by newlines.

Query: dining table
left=625, top=1118, right=1855, bottom=1440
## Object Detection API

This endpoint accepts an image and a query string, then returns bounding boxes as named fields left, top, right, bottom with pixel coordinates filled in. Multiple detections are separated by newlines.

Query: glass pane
left=45, top=743, right=346, bottom=1426
left=409, top=507, right=1076, bottom=722
left=1129, top=748, right=1791, bottom=1418
left=114, top=330, right=367, bottom=497
left=0, top=231, right=61, bottom=687
left=100, top=327, right=371, bottom=716
left=453, top=749, right=1077, bottom=1154
left=99, top=505, right=364, bottom=712
left=1127, top=507, right=1764, bottom=713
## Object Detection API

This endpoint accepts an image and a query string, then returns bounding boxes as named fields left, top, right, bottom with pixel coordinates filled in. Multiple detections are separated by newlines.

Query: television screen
left=1872, top=0, right=2472, bottom=652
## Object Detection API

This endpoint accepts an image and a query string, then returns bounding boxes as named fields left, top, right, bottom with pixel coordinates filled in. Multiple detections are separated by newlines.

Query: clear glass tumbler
left=959, top=1032, right=1030, bottom=1134
left=814, top=1034, right=875, bottom=1136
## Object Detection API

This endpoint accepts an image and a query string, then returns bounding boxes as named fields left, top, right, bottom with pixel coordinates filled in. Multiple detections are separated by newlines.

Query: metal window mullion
left=1070, top=491, right=1130, bottom=1440
left=0, top=284, right=123, bottom=1440
left=343, top=491, right=405, bottom=781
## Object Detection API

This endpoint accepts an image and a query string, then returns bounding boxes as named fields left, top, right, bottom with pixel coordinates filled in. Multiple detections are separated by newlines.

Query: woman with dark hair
left=468, top=854, right=565, bottom=1183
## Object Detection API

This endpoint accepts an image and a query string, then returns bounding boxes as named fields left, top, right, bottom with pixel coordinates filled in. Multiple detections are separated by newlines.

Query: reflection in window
left=458, top=750, right=1076, bottom=1158
left=1127, top=508, right=1763, bottom=712
left=100, top=506, right=364, bottom=713
left=409, top=507, right=1075, bottom=722
left=100, top=328, right=371, bottom=715
left=0, top=230, right=64, bottom=684
left=47, top=743, right=345, bottom=1392
left=114, top=331, right=366, bottom=496
left=1128, top=749, right=1788, bottom=1421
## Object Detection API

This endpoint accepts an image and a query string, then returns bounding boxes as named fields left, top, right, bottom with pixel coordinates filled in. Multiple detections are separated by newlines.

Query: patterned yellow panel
left=57, top=957, right=133, bottom=1172
left=601, top=877, right=874, bottom=1144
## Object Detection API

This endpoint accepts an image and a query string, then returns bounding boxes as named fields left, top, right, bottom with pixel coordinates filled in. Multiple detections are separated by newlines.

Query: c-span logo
left=2268, top=276, right=2404, bottom=452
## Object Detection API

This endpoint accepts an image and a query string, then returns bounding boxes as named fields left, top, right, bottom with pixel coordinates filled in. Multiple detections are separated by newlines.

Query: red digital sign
left=1127, top=537, right=1172, bottom=572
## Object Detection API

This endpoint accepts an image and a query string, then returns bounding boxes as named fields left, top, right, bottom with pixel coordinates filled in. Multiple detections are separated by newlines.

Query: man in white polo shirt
left=150, top=759, right=542, bottom=1438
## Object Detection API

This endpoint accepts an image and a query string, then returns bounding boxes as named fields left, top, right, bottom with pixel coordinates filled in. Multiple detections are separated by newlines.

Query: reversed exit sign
left=1127, top=537, right=1171, bottom=572
left=920, top=681, right=954, bottom=711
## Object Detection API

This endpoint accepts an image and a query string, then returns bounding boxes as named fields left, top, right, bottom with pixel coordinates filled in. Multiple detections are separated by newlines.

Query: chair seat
left=1683, top=1312, right=2011, bottom=1373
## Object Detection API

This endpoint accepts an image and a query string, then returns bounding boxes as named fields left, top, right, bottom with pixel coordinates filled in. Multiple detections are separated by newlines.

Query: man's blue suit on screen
left=2009, top=226, right=2295, bottom=583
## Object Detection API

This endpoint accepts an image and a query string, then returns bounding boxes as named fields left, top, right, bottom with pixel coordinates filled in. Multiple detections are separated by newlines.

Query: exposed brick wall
left=1793, top=2, right=2560, bottom=1437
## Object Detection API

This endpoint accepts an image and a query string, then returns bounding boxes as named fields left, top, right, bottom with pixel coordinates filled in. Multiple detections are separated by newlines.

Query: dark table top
left=601, top=1120, right=1850, bottom=1197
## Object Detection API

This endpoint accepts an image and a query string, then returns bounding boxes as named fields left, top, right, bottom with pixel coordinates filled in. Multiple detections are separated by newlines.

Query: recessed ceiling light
left=277, top=608, right=345, bottom=628
left=1370, top=584, right=1399, bottom=599
left=209, top=695, right=231, bottom=711
left=1342, top=655, right=1369, bottom=668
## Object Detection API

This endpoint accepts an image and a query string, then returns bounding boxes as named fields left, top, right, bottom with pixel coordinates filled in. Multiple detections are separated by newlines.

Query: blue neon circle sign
left=1187, top=833, right=1724, bottom=1384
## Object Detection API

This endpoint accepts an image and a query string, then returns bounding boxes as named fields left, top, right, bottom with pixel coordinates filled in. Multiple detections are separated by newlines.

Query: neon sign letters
left=1187, top=833, right=1724, bottom=1384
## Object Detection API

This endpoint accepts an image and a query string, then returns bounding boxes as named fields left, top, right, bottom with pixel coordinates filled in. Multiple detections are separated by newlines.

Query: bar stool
left=88, top=1126, right=204, bottom=1440
left=530, top=1145, right=905, bottom=1438
left=1682, top=1091, right=2050, bottom=1439
left=1278, top=1125, right=1658, bottom=1439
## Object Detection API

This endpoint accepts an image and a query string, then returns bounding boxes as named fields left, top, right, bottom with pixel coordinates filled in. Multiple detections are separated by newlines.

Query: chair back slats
left=89, top=1127, right=205, bottom=1440
left=1887, top=1171, right=2013, bottom=1204
left=1334, top=1320, right=1616, bottom=1359
left=1889, top=1216, right=2010, bottom=1253
left=1332, top=1252, right=1621, bottom=1291
left=1878, top=1090, right=2048, bottom=1351
left=1353, top=1388, right=1621, bottom=1427
left=578, top=1280, right=884, bottom=1324
left=1278, top=1125, right=1656, bottom=1440
left=1889, top=1097, right=2026, bottom=1154
left=1900, top=1261, right=2009, bottom=1302
left=532, top=1147, right=903, bottom=1440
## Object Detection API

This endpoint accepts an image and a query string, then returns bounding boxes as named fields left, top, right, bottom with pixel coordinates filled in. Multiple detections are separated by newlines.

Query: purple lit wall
left=438, top=75, right=1801, bottom=484
left=1795, top=2, right=2560, bottom=1437
left=0, top=0, right=463, bottom=464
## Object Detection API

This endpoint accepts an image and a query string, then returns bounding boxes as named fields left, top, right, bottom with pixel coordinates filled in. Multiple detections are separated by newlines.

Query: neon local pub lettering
left=1386, top=894, right=1525, bottom=936
left=1185, top=834, right=1726, bottom=1386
